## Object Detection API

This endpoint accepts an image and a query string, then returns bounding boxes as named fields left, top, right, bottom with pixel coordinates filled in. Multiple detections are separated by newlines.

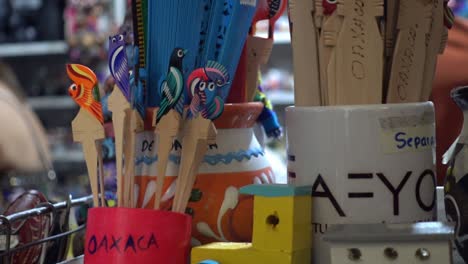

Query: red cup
left=84, top=208, right=192, bottom=264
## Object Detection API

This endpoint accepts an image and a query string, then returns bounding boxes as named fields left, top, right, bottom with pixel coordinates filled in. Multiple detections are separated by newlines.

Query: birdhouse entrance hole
left=266, top=212, right=280, bottom=228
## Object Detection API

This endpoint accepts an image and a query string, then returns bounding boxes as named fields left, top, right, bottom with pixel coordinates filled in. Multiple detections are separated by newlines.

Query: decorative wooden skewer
left=288, top=0, right=321, bottom=106
left=153, top=109, right=182, bottom=209
left=66, top=63, right=105, bottom=207
left=108, top=32, right=134, bottom=207
left=108, top=86, right=130, bottom=207
left=246, top=36, right=274, bottom=101
left=172, top=116, right=217, bottom=213
left=386, top=0, right=432, bottom=103
left=71, top=109, right=105, bottom=207
left=96, top=141, right=106, bottom=207
left=151, top=47, right=187, bottom=209
left=123, top=109, right=144, bottom=208
left=171, top=59, right=229, bottom=213
left=421, top=0, right=447, bottom=101
left=335, top=0, right=384, bottom=105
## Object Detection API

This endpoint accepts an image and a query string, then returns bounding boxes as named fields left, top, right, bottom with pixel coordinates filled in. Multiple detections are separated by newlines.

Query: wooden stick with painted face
left=172, top=61, right=229, bottom=213
left=152, top=47, right=187, bottom=210
left=67, top=64, right=106, bottom=207
left=107, top=32, right=132, bottom=207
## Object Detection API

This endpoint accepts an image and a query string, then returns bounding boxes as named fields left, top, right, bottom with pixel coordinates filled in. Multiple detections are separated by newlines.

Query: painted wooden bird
left=108, top=32, right=131, bottom=101
left=66, top=64, right=104, bottom=123
left=155, top=48, right=187, bottom=123
left=187, top=61, right=229, bottom=120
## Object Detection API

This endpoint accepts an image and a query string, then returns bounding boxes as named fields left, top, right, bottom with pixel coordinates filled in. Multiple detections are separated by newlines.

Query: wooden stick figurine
left=386, top=0, right=432, bottom=103
left=420, top=0, right=450, bottom=101
left=67, top=64, right=106, bottom=207
left=107, top=33, right=132, bottom=207
left=172, top=61, right=229, bottom=213
left=152, top=48, right=187, bottom=209
left=288, top=0, right=321, bottom=106
left=335, top=0, right=384, bottom=105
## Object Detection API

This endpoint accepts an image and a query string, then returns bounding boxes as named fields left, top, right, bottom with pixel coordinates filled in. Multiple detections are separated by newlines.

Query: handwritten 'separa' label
left=381, top=125, right=434, bottom=153
left=379, top=112, right=434, bottom=154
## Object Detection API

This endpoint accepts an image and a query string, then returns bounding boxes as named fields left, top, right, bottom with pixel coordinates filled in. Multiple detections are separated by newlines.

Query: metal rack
left=0, top=195, right=93, bottom=264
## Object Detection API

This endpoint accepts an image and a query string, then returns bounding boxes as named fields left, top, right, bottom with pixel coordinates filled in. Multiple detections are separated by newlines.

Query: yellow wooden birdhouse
left=191, top=184, right=312, bottom=264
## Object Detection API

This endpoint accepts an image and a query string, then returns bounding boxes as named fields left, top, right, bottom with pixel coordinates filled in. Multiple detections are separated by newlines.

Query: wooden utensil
left=385, top=0, right=400, bottom=55
left=123, top=109, right=144, bottom=208
left=318, top=1, right=342, bottom=106
left=108, top=87, right=130, bottom=207
left=171, top=60, right=229, bottom=213
left=97, top=141, right=106, bottom=207
left=421, top=0, right=447, bottom=101
left=386, top=0, right=433, bottom=103
left=71, top=109, right=105, bottom=207
left=383, top=0, right=400, bottom=102
left=315, top=0, right=324, bottom=30
left=335, top=0, right=384, bottom=105
left=66, top=64, right=105, bottom=207
left=172, top=116, right=217, bottom=213
left=153, top=109, right=182, bottom=209
left=289, top=0, right=321, bottom=106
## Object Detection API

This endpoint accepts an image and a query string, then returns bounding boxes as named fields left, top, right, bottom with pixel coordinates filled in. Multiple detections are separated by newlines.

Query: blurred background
left=0, top=0, right=293, bottom=207
left=2, top=0, right=467, bottom=206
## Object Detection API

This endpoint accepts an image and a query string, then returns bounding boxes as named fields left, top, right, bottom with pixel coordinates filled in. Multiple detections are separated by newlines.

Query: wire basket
left=0, top=195, right=92, bottom=264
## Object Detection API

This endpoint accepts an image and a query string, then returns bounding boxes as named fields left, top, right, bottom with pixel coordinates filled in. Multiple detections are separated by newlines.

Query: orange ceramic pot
left=133, top=103, right=274, bottom=244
